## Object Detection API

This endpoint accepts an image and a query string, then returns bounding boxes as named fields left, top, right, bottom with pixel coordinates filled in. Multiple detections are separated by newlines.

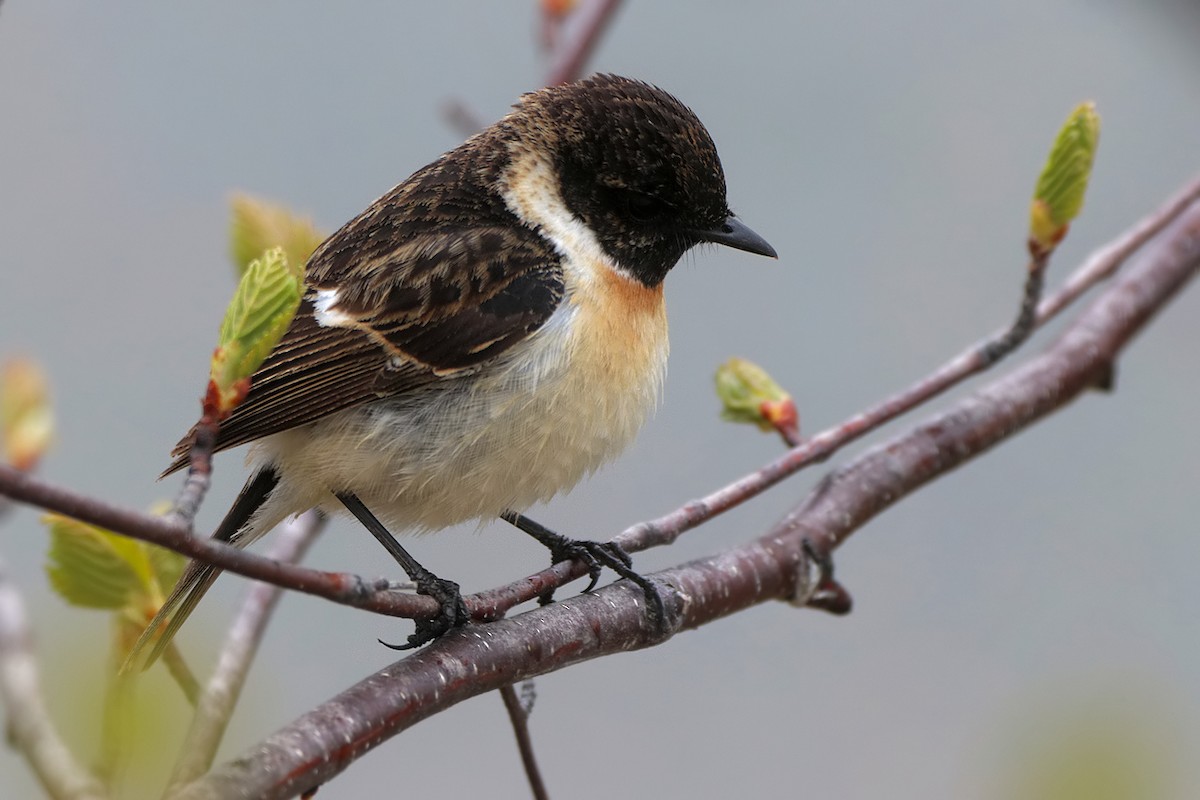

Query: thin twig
left=167, top=418, right=219, bottom=530
left=0, top=554, right=108, bottom=800
left=168, top=510, right=327, bottom=788
left=980, top=252, right=1048, bottom=363
left=773, top=202, right=1200, bottom=561
left=604, top=176, right=1200, bottom=556
left=440, top=1, right=622, bottom=148
left=0, top=468, right=419, bottom=613
left=441, top=98, right=486, bottom=138
left=161, top=642, right=202, bottom=705
left=1037, top=173, right=1200, bottom=321
left=499, top=684, right=549, bottom=800
left=544, top=0, right=623, bottom=86
left=172, top=198, right=1200, bottom=800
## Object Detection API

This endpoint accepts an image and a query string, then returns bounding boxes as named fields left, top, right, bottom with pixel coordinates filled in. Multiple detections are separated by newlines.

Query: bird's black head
left=515, top=74, right=775, bottom=287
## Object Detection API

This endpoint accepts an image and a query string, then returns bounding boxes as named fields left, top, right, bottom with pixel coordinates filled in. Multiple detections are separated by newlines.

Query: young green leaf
left=45, top=515, right=152, bottom=609
left=45, top=512, right=186, bottom=615
left=209, top=246, right=302, bottom=417
left=147, top=542, right=187, bottom=597
left=229, top=193, right=324, bottom=278
left=1030, top=102, right=1100, bottom=255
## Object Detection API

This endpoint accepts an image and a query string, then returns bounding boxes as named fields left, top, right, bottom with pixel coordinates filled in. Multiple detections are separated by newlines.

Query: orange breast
left=568, top=258, right=668, bottom=395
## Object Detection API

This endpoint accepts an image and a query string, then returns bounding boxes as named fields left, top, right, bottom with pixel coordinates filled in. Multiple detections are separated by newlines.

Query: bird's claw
left=548, top=538, right=633, bottom=593
left=380, top=576, right=470, bottom=651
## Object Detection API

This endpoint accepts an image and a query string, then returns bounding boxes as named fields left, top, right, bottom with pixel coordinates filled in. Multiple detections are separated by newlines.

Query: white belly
left=254, top=284, right=669, bottom=532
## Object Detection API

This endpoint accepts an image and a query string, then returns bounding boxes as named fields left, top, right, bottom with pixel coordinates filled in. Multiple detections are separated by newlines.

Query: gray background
left=2, top=2, right=1198, bottom=797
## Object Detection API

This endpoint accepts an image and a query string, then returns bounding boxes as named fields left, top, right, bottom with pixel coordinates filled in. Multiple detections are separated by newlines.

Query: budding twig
left=605, top=175, right=1200, bottom=559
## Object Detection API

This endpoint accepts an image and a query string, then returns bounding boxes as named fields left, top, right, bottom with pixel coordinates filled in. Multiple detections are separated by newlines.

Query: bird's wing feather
left=164, top=215, right=564, bottom=475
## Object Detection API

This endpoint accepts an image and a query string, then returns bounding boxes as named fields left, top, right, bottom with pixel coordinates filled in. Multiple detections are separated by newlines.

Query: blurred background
left=2, top=2, right=1198, bottom=797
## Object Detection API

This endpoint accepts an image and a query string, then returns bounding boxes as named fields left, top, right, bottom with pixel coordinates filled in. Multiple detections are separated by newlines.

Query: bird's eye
left=621, top=189, right=670, bottom=222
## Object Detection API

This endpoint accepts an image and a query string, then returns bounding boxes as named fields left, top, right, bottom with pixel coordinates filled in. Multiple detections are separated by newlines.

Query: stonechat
left=128, top=74, right=777, bottom=669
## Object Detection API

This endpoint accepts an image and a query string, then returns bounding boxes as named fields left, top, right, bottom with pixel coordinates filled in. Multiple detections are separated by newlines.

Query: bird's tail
left=121, top=466, right=280, bottom=674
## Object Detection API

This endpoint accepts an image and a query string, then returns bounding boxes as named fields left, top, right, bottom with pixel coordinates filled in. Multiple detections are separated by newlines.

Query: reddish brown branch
left=600, top=175, right=1200, bottom=558
left=783, top=204, right=1199, bottom=561
left=440, top=98, right=486, bottom=139
left=0, top=467, right=427, bottom=617
left=440, top=0, right=623, bottom=140
left=169, top=197, right=1200, bottom=800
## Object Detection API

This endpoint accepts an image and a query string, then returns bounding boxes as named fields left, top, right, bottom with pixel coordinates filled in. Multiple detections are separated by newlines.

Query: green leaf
left=210, top=246, right=302, bottom=415
left=44, top=515, right=152, bottom=609
left=1029, top=102, right=1100, bottom=253
left=229, top=193, right=323, bottom=278
left=148, top=544, right=186, bottom=596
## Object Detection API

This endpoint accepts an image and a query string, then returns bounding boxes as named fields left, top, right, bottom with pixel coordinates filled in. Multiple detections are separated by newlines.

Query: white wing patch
left=313, top=287, right=355, bottom=328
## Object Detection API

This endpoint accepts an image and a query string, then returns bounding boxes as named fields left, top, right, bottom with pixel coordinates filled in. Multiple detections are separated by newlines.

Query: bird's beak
left=694, top=215, right=777, bottom=259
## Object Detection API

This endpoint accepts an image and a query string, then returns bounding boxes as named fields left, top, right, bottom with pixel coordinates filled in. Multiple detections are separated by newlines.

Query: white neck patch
left=499, top=152, right=636, bottom=289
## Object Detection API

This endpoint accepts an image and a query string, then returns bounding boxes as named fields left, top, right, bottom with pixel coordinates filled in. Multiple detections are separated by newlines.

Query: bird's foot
left=380, top=571, right=470, bottom=651
left=553, top=537, right=668, bottom=629
left=501, top=510, right=666, bottom=629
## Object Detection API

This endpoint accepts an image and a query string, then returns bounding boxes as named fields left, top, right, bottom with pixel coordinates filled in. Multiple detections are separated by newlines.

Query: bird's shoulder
left=165, top=147, right=567, bottom=471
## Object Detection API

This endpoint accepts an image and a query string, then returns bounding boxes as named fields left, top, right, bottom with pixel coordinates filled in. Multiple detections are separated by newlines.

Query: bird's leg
left=500, top=510, right=665, bottom=624
left=337, top=492, right=469, bottom=650
left=501, top=511, right=630, bottom=593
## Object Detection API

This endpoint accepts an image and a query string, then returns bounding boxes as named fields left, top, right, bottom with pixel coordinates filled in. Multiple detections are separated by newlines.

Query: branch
left=0, top=469, right=428, bottom=616
left=165, top=418, right=219, bottom=530
left=167, top=511, right=327, bottom=788
left=440, top=0, right=623, bottom=140
left=0, top=554, right=108, bottom=800
left=171, top=197, right=1200, bottom=800
left=544, top=0, right=623, bottom=86
left=775, top=211, right=1198, bottom=560
left=606, top=174, right=1200, bottom=556
left=499, top=683, right=548, bottom=800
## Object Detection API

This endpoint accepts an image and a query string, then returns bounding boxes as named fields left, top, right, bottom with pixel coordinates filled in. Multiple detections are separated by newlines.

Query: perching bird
left=126, top=74, right=777, bottom=670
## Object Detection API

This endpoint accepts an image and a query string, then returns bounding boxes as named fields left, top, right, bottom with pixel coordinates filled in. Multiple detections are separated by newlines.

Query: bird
left=125, top=73, right=777, bottom=671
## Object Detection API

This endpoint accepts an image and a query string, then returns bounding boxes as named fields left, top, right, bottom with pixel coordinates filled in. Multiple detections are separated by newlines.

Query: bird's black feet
left=500, top=510, right=666, bottom=627
left=337, top=491, right=473, bottom=650
left=382, top=570, right=470, bottom=651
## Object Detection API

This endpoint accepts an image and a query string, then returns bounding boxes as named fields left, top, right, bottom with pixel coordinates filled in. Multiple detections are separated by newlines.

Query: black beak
left=694, top=215, right=777, bottom=259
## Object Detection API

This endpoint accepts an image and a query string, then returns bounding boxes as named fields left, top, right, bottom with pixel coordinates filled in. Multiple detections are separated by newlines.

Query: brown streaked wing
left=163, top=224, right=564, bottom=476
left=162, top=304, right=420, bottom=475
